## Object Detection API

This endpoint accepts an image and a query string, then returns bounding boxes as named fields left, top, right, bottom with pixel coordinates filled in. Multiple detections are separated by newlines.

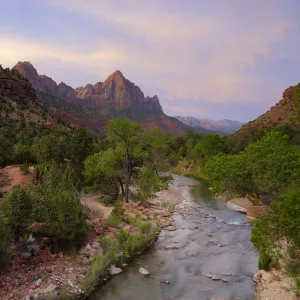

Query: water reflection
left=89, top=176, right=257, bottom=300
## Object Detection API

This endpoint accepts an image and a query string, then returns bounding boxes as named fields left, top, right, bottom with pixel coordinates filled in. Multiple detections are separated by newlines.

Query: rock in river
left=109, top=265, right=122, bottom=275
left=166, top=226, right=176, bottom=231
left=139, top=267, right=150, bottom=275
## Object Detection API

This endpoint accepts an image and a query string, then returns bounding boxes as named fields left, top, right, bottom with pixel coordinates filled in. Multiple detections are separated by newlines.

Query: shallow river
left=89, top=176, right=258, bottom=300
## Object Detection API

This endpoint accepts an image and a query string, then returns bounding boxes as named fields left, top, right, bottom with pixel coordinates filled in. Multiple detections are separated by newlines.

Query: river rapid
left=89, top=175, right=258, bottom=300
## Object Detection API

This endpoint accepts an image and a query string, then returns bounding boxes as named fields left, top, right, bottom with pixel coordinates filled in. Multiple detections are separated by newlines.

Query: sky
left=1, top=0, right=300, bottom=122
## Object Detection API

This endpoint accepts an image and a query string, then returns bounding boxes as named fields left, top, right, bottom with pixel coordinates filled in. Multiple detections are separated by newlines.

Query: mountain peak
left=112, top=70, right=124, bottom=77
left=13, top=61, right=38, bottom=78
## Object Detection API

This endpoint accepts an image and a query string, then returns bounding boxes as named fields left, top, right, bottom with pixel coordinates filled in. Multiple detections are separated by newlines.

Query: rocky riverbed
left=89, top=175, right=258, bottom=300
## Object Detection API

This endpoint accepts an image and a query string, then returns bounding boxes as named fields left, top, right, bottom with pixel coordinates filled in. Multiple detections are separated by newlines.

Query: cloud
left=0, top=0, right=299, bottom=121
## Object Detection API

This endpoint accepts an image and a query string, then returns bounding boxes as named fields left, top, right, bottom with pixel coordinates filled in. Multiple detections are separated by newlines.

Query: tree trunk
left=125, top=178, right=129, bottom=202
left=118, top=178, right=125, bottom=199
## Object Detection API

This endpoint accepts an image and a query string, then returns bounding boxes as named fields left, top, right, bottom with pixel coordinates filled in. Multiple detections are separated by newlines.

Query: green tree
left=0, top=133, right=11, bottom=166
left=191, top=133, right=223, bottom=162
left=29, top=162, right=87, bottom=246
left=13, top=143, right=35, bottom=164
left=33, top=132, right=70, bottom=165
left=205, top=131, right=300, bottom=201
left=2, top=185, right=33, bottom=239
left=43, top=191, right=87, bottom=246
left=83, top=148, right=122, bottom=202
left=84, top=119, right=171, bottom=202
left=0, top=218, right=12, bottom=266
left=104, top=118, right=144, bottom=202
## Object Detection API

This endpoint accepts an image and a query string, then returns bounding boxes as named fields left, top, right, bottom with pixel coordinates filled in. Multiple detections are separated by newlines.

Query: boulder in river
left=139, top=267, right=150, bottom=275
left=226, top=198, right=253, bottom=213
left=166, top=226, right=176, bottom=231
left=109, top=265, right=122, bottom=275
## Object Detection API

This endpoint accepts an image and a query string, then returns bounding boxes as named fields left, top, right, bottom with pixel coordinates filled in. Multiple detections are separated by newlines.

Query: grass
left=83, top=227, right=159, bottom=294
left=103, top=214, right=122, bottom=228
left=138, top=221, right=152, bottom=234
left=161, top=202, right=175, bottom=214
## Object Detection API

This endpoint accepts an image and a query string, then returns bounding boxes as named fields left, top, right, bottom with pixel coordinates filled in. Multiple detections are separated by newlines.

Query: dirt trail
left=81, top=193, right=113, bottom=222
left=0, top=166, right=36, bottom=197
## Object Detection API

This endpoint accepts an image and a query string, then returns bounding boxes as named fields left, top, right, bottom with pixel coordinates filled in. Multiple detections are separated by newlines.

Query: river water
left=89, top=175, right=258, bottom=300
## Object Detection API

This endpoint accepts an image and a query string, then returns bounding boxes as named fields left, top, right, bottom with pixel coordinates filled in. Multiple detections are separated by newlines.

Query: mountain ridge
left=238, top=84, right=300, bottom=133
left=11, top=62, right=190, bottom=135
left=13, top=62, right=163, bottom=115
left=175, top=116, right=243, bottom=134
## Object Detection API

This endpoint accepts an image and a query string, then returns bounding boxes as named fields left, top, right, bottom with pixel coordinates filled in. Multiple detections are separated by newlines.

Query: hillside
left=0, top=64, right=109, bottom=136
left=175, top=116, right=243, bottom=134
left=238, top=84, right=300, bottom=133
left=13, top=62, right=189, bottom=135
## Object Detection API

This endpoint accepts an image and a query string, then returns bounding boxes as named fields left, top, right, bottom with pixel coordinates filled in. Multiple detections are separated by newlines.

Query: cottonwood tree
left=84, top=118, right=171, bottom=202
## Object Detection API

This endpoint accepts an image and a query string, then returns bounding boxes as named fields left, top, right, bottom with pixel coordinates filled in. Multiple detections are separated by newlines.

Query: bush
left=42, top=191, right=88, bottom=246
left=112, top=202, right=125, bottom=219
left=258, top=251, right=272, bottom=270
left=104, top=214, right=122, bottom=228
left=13, top=144, right=35, bottom=164
left=138, top=221, right=152, bottom=234
left=2, top=185, right=33, bottom=239
left=0, top=218, right=12, bottom=266
left=28, top=162, right=87, bottom=247
left=83, top=254, right=110, bottom=293
left=20, top=164, right=30, bottom=175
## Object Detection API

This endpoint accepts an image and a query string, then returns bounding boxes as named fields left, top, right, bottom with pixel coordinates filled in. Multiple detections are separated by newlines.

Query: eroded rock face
left=0, top=65, right=36, bottom=101
left=14, top=62, right=164, bottom=114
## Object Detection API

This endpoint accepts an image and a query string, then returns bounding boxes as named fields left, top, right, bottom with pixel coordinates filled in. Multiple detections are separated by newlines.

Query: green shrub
left=258, top=251, right=272, bottom=270
left=13, top=144, right=35, bottom=164
left=294, top=277, right=300, bottom=297
left=20, top=164, right=30, bottom=175
left=83, top=254, right=110, bottom=292
left=112, top=202, right=125, bottom=219
left=138, top=221, right=152, bottom=234
left=2, top=185, right=33, bottom=239
left=42, top=191, right=88, bottom=246
left=0, top=218, right=12, bottom=266
left=104, top=214, right=122, bottom=228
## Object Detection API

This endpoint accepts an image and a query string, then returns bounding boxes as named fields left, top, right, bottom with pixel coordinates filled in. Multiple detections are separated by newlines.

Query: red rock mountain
left=14, top=62, right=163, bottom=114
left=238, top=84, right=300, bottom=133
left=12, top=62, right=187, bottom=135
left=0, top=64, right=109, bottom=135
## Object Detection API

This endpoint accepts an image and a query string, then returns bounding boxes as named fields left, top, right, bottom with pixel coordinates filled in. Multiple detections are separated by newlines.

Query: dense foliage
left=84, top=118, right=171, bottom=202
left=205, top=132, right=300, bottom=201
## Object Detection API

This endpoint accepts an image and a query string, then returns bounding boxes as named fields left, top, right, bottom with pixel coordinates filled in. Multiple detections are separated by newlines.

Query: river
left=89, top=175, right=258, bottom=300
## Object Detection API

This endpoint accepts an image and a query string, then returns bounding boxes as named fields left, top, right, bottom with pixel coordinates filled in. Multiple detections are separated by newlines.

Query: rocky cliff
left=14, top=62, right=163, bottom=115
left=0, top=64, right=108, bottom=135
left=238, top=84, right=300, bottom=133
left=12, top=61, right=187, bottom=135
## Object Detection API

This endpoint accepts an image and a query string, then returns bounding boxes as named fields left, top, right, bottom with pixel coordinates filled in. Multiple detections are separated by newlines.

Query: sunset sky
left=1, top=0, right=300, bottom=122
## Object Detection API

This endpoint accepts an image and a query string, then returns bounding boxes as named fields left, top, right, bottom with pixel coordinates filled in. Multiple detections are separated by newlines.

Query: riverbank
left=0, top=176, right=184, bottom=300
left=89, top=175, right=258, bottom=300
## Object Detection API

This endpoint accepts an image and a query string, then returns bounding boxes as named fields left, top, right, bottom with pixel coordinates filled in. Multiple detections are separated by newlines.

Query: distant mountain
left=0, top=64, right=107, bottom=135
left=13, top=62, right=189, bottom=135
left=175, top=116, right=243, bottom=134
left=238, top=84, right=300, bottom=133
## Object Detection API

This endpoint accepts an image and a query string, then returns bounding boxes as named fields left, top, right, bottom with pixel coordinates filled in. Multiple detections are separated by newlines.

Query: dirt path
left=0, top=166, right=36, bottom=198
left=81, top=193, right=113, bottom=222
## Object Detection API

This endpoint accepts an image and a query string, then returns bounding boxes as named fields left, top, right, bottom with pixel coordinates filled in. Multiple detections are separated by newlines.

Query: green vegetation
left=0, top=218, right=12, bottom=267
left=84, top=226, right=159, bottom=294
left=83, top=118, right=171, bottom=202
left=2, top=163, right=88, bottom=247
